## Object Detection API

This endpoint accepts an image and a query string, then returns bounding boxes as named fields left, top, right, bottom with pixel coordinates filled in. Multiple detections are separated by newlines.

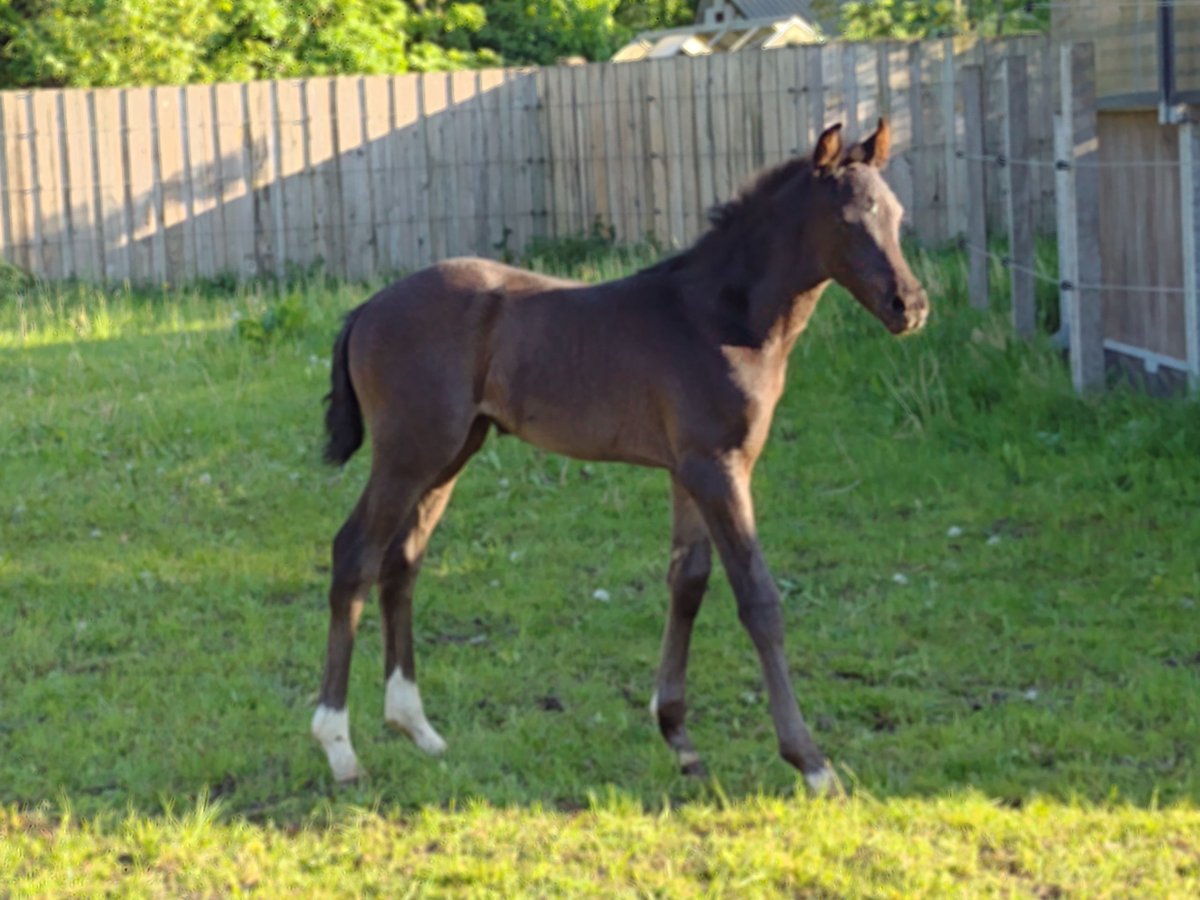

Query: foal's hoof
left=803, top=764, right=844, bottom=799
left=678, top=750, right=708, bottom=778
left=334, top=763, right=366, bottom=785
left=387, top=718, right=448, bottom=757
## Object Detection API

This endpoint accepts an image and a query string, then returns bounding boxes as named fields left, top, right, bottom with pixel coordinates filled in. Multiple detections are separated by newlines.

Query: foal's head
left=805, top=120, right=929, bottom=335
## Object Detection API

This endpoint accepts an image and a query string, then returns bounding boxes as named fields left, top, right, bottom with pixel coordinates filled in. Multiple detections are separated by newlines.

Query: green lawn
left=2, top=248, right=1198, bottom=895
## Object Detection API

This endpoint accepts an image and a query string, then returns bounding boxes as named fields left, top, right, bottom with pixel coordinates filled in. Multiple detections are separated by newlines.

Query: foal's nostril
left=890, top=295, right=906, bottom=315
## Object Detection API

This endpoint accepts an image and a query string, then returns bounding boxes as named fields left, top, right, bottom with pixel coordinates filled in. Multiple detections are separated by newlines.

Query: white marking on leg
left=649, top=689, right=659, bottom=718
left=311, top=705, right=362, bottom=783
left=385, top=670, right=447, bottom=756
left=804, top=765, right=840, bottom=798
left=678, top=749, right=703, bottom=770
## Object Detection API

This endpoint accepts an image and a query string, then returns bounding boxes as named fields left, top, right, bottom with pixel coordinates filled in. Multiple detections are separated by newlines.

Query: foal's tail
left=323, top=305, right=366, bottom=466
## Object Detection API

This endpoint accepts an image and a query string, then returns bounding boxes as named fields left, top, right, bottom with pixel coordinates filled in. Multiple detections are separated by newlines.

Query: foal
left=312, top=120, right=929, bottom=792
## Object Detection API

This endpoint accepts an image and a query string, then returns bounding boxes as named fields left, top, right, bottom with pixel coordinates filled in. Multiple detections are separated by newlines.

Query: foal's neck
left=690, top=239, right=829, bottom=358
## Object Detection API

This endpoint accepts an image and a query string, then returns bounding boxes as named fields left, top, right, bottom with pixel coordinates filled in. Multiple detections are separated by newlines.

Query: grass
left=2, top=246, right=1199, bottom=895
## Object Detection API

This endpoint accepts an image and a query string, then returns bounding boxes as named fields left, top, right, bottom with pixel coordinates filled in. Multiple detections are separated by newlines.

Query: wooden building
left=612, top=0, right=823, bottom=63
left=1053, top=1, right=1200, bottom=377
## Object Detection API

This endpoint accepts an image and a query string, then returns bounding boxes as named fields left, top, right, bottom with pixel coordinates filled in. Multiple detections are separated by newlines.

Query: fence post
left=942, top=37, right=962, bottom=241
left=1001, top=55, right=1035, bottom=338
left=1060, top=43, right=1105, bottom=392
left=962, top=64, right=989, bottom=310
left=1180, top=113, right=1200, bottom=389
left=1052, top=113, right=1073, bottom=348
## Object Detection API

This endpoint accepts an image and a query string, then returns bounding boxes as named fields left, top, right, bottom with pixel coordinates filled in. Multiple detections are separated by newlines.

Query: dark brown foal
left=312, top=120, right=929, bottom=792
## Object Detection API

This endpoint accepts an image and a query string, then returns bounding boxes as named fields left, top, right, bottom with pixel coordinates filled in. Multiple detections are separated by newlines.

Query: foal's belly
left=479, top=355, right=673, bottom=468
left=481, top=386, right=672, bottom=468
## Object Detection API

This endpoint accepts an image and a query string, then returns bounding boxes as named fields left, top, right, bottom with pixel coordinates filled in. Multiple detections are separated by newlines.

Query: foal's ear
left=813, top=123, right=844, bottom=172
left=849, top=118, right=891, bottom=169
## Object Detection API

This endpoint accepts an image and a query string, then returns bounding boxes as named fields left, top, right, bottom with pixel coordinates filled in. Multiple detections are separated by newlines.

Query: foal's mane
left=707, top=156, right=814, bottom=232
left=638, top=156, right=815, bottom=277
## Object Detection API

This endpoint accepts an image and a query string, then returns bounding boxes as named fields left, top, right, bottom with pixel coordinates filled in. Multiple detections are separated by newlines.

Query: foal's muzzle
left=889, top=288, right=930, bottom=334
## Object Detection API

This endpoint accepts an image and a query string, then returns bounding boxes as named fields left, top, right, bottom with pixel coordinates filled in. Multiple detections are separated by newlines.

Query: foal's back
left=347, top=256, right=727, bottom=469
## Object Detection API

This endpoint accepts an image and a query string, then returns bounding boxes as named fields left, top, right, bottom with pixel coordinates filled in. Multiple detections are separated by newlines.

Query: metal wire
left=955, top=148, right=1189, bottom=170
left=962, top=241, right=1189, bottom=296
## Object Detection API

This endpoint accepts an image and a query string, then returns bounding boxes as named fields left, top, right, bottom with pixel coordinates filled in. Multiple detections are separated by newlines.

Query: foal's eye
left=867, top=199, right=880, bottom=216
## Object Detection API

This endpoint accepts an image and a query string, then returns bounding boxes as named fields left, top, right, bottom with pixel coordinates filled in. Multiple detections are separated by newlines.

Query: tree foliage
left=0, top=1, right=697, bottom=88
left=825, top=0, right=1049, bottom=41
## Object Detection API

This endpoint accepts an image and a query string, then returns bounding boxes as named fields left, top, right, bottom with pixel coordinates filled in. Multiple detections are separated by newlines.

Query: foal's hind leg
left=378, top=478, right=459, bottom=755
left=652, top=481, right=712, bottom=776
left=378, top=417, right=487, bottom=757
left=313, top=475, right=422, bottom=782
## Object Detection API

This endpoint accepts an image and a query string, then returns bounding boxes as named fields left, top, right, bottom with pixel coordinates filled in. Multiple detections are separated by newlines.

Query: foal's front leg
left=677, top=456, right=838, bottom=796
left=652, top=481, right=712, bottom=775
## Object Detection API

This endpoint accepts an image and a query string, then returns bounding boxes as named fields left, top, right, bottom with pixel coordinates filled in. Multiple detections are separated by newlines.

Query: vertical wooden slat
left=306, top=78, right=342, bottom=276
left=334, top=76, right=373, bottom=280
left=504, top=70, right=530, bottom=254
left=361, top=76, right=393, bottom=274
left=480, top=68, right=507, bottom=259
left=154, top=86, right=193, bottom=283
left=631, top=63, right=656, bottom=241
left=709, top=55, right=735, bottom=209
left=908, top=44, right=936, bottom=244
left=93, top=89, right=131, bottom=282
left=700, top=56, right=715, bottom=225
left=125, top=88, right=164, bottom=283
left=449, top=70, right=479, bottom=255
left=421, top=73, right=450, bottom=261
left=646, top=60, right=670, bottom=246
left=246, top=80, right=282, bottom=281
left=526, top=70, right=548, bottom=242
left=0, top=96, right=12, bottom=267
left=1053, top=113, right=1073, bottom=347
left=789, top=47, right=813, bottom=156
left=660, top=60, right=686, bottom=250
left=391, top=74, right=424, bottom=270
left=585, top=64, right=612, bottom=239
left=275, top=80, right=314, bottom=274
left=1062, top=43, right=1105, bottom=391
left=720, top=54, right=744, bottom=197
left=1001, top=56, right=1035, bottom=337
left=608, top=63, right=630, bottom=241
left=214, top=82, right=254, bottom=279
left=570, top=65, right=595, bottom=238
left=2, top=93, right=38, bottom=275
left=31, top=91, right=67, bottom=279
left=468, top=71, right=489, bottom=255
left=1180, top=119, right=1200, bottom=387
left=393, top=74, right=429, bottom=269
left=841, top=43, right=861, bottom=138
left=805, top=46, right=825, bottom=148
left=881, top=44, right=916, bottom=230
left=744, top=51, right=763, bottom=172
left=61, top=89, right=102, bottom=280
left=821, top=42, right=844, bottom=133
left=942, top=37, right=962, bottom=241
left=549, top=66, right=571, bottom=240
left=768, top=50, right=794, bottom=160
left=962, top=65, right=989, bottom=311
left=557, top=65, right=580, bottom=238
left=857, top=44, right=882, bottom=136
left=675, top=58, right=702, bottom=244
left=612, top=62, right=637, bottom=241
left=599, top=63, right=625, bottom=242
left=184, top=84, right=220, bottom=278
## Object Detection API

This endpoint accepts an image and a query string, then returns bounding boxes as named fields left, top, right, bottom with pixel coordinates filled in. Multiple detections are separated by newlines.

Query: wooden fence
left=0, top=36, right=1057, bottom=285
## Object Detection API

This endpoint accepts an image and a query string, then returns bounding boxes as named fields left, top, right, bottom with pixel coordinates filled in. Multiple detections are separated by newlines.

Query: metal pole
left=1159, top=0, right=1181, bottom=124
